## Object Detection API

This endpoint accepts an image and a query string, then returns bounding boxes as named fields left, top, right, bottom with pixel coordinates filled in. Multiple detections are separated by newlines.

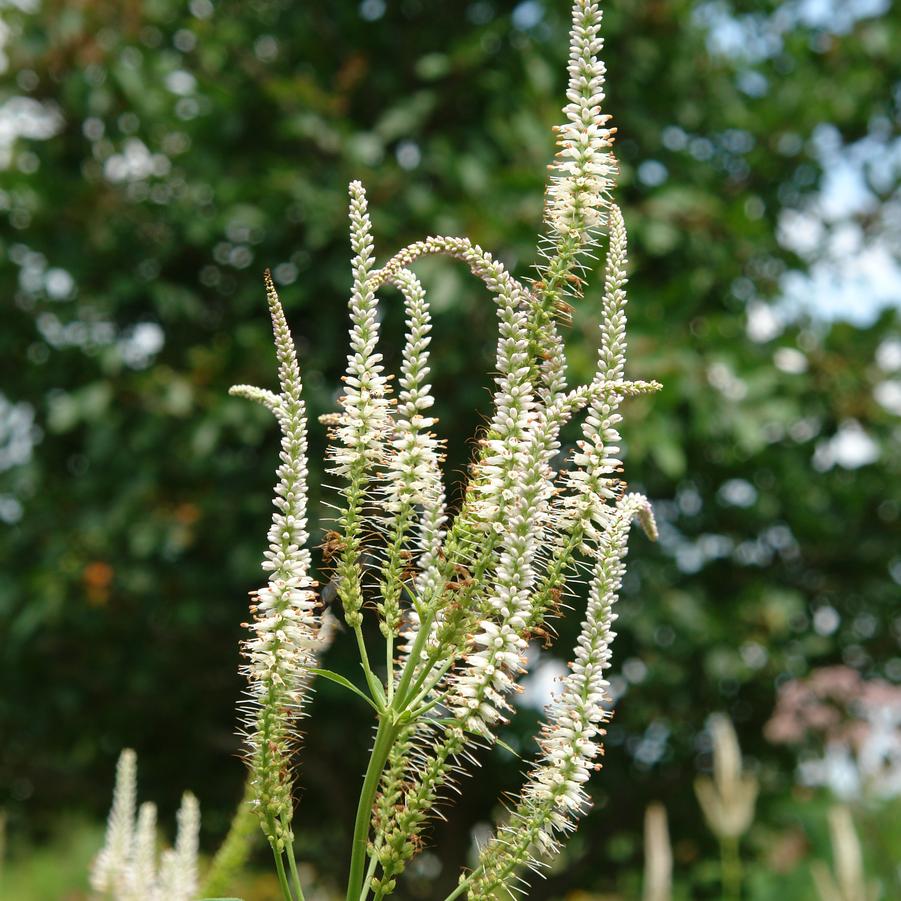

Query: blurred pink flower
left=766, top=667, right=901, bottom=800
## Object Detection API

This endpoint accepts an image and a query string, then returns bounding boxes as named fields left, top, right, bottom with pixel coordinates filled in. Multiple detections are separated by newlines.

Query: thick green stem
left=346, top=717, right=400, bottom=901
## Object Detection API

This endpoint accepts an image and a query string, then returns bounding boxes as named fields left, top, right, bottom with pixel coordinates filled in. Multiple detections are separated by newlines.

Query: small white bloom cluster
left=545, top=0, right=617, bottom=243
left=92, top=749, right=200, bottom=901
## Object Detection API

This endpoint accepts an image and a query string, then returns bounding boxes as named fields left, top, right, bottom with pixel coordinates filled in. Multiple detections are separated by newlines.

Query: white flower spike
left=215, top=4, right=662, bottom=900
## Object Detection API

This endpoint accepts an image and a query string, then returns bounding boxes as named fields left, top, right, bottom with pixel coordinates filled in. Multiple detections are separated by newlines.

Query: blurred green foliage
left=1, top=0, right=899, bottom=898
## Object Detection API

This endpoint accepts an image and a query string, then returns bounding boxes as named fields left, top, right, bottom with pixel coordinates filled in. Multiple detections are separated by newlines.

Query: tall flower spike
left=556, top=207, right=633, bottom=544
left=91, top=751, right=201, bottom=901
left=157, top=792, right=201, bottom=901
left=694, top=715, right=758, bottom=841
left=545, top=0, right=616, bottom=244
left=327, top=180, right=392, bottom=631
left=526, top=0, right=617, bottom=407
left=378, top=269, right=446, bottom=638
left=129, top=802, right=158, bottom=898
left=464, top=495, right=656, bottom=899
left=812, top=806, right=879, bottom=901
left=528, top=0, right=618, bottom=386
left=643, top=803, right=673, bottom=901
left=236, top=271, right=319, bottom=851
left=92, top=748, right=137, bottom=893
left=598, top=204, right=628, bottom=382
left=331, top=179, right=392, bottom=474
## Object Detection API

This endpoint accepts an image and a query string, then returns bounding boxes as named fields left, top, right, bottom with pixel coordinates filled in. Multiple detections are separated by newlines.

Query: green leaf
left=308, top=668, right=379, bottom=712
left=494, top=736, right=520, bottom=758
left=366, top=669, right=388, bottom=709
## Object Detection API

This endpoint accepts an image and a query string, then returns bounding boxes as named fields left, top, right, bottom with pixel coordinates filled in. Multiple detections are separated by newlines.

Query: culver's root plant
left=93, top=2, right=662, bottom=898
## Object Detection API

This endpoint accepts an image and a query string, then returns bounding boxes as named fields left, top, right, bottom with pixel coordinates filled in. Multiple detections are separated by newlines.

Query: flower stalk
left=108, top=1, right=666, bottom=898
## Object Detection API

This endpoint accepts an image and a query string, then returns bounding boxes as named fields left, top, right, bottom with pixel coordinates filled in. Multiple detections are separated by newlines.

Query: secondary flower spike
left=232, top=271, right=320, bottom=851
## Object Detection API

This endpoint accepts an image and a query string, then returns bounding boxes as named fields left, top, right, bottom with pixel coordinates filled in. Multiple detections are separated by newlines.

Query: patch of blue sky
left=696, top=0, right=900, bottom=326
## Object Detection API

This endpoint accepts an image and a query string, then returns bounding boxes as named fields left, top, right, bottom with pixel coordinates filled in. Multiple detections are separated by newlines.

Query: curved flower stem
left=405, top=657, right=456, bottom=716
left=392, top=610, right=435, bottom=708
left=399, top=646, right=448, bottom=709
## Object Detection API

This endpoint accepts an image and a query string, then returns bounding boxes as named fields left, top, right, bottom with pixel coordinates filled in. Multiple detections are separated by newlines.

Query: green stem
left=386, top=631, right=394, bottom=705
left=720, top=835, right=742, bottom=901
left=270, top=839, right=294, bottom=901
left=405, top=655, right=457, bottom=713
left=284, top=832, right=306, bottom=901
left=408, top=692, right=446, bottom=721
left=392, top=609, right=433, bottom=708
left=398, top=647, right=442, bottom=709
left=345, top=717, right=400, bottom=901
left=360, top=848, right=380, bottom=901
left=442, top=875, right=472, bottom=901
